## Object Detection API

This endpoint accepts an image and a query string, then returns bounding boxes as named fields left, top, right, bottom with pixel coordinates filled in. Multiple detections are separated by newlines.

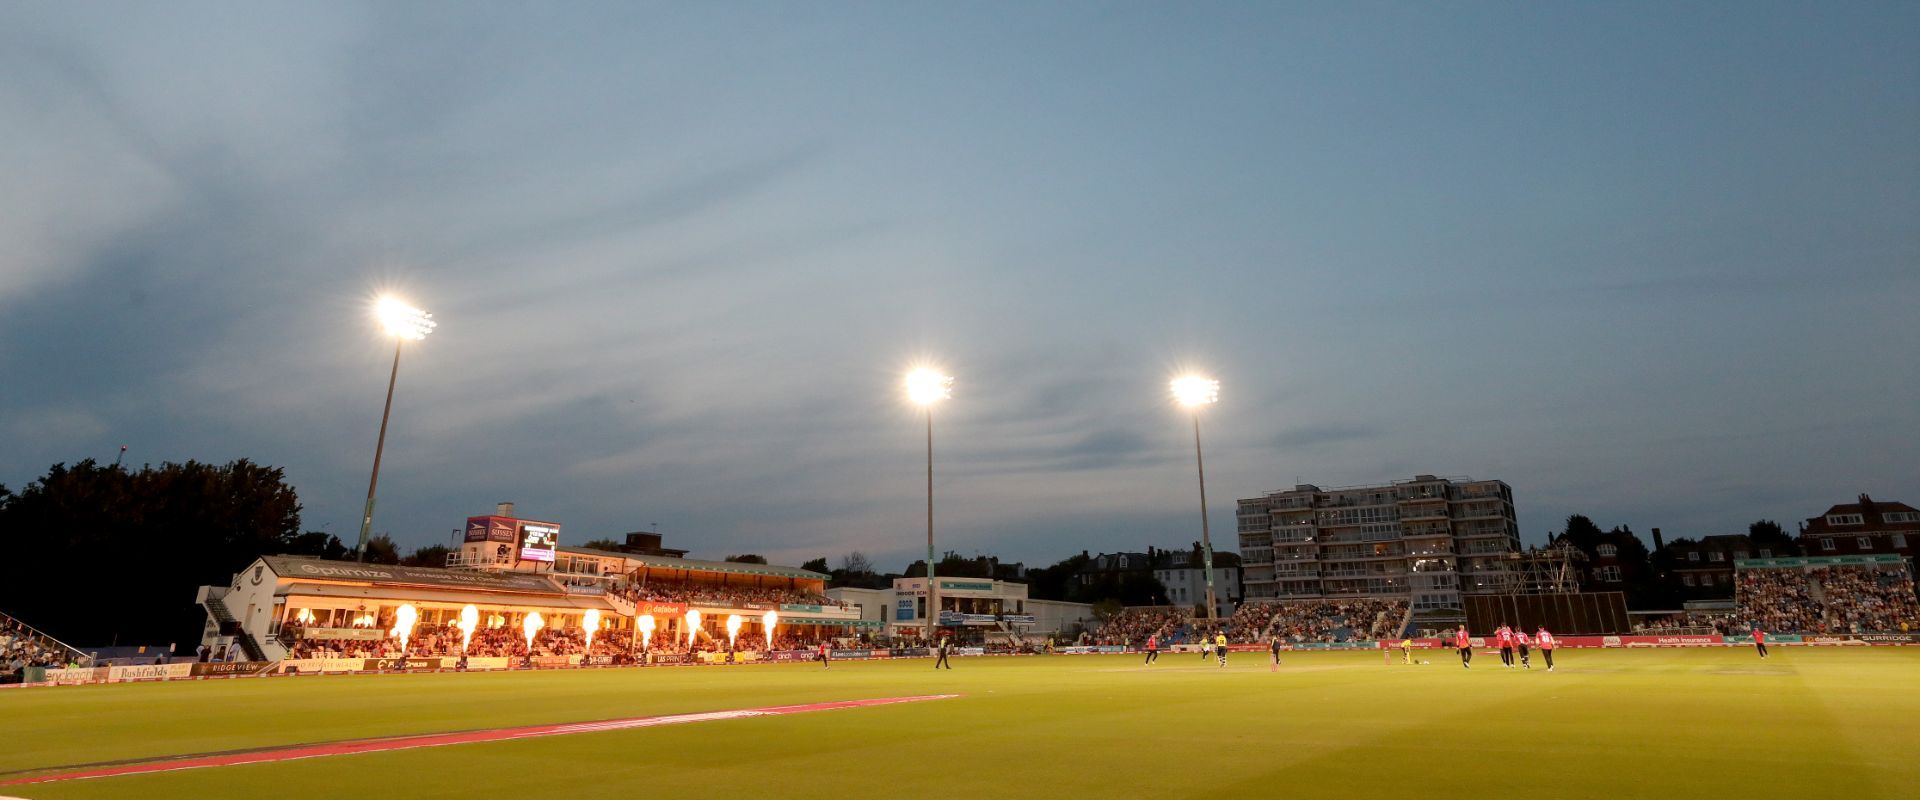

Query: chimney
left=496, top=501, right=515, bottom=518
left=1652, top=528, right=1665, bottom=552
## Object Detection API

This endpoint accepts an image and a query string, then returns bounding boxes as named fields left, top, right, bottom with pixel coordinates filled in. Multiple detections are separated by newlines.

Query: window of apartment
left=1857, top=536, right=1873, bottom=549
left=1597, top=544, right=1617, bottom=557
left=1710, top=552, right=1724, bottom=562
left=1826, top=514, right=1864, bottom=526
left=1682, top=575, right=1696, bottom=587
left=1758, top=549, right=1771, bottom=558
left=1734, top=551, right=1748, bottom=560
left=1688, top=552, right=1701, bottom=562
left=1894, top=533, right=1907, bottom=548
left=1880, top=512, right=1917, bottom=524
left=1594, top=565, right=1622, bottom=582
left=1821, top=538, right=1835, bottom=551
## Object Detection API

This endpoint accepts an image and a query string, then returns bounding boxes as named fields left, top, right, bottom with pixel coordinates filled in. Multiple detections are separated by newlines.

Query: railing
left=0, top=610, right=95, bottom=667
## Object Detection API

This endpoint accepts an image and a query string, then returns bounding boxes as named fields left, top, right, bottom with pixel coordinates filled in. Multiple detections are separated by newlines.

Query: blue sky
left=2, top=2, right=1915, bottom=569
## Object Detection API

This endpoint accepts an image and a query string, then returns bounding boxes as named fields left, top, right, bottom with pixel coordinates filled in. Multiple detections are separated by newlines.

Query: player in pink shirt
left=1453, top=626, right=1472, bottom=669
left=1496, top=625, right=1515, bottom=668
left=1535, top=627, right=1556, bottom=671
left=1513, top=629, right=1531, bottom=669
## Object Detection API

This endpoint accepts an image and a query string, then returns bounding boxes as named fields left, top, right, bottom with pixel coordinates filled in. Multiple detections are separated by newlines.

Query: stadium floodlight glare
left=375, top=296, right=437, bottom=340
left=905, top=368, right=953, bottom=406
left=1171, top=373, right=1222, bottom=624
left=1170, top=375, right=1220, bottom=408
left=905, top=365, right=953, bottom=642
left=355, top=294, right=437, bottom=562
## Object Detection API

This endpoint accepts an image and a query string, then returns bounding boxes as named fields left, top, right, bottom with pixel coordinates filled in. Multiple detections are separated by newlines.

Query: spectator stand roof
left=261, top=556, right=569, bottom=596
left=559, top=548, right=827, bottom=582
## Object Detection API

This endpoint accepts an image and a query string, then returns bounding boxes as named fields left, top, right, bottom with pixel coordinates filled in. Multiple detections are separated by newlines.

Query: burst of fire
left=522, top=611, right=545, bottom=653
left=389, top=604, right=418, bottom=652
left=351, top=613, right=377, bottom=628
left=583, top=609, right=602, bottom=650
left=685, top=609, right=703, bottom=649
left=457, top=604, right=480, bottom=654
left=725, top=614, right=742, bottom=650
left=762, top=610, right=778, bottom=650
left=293, top=608, right=314, bottom=625
left=638, top=613, right=656, bottom=651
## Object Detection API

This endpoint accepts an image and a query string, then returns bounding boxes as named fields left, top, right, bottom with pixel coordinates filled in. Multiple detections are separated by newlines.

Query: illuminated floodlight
left=375, top=295, right=437, bottom=341
left=905, top=368, right=953, bottom=406
left=1170, top=375, right=1220, bottom=408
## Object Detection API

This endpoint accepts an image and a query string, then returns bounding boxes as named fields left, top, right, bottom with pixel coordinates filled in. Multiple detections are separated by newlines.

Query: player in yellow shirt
left=1400, top=638, right=1414, bottom=665
left=1214, top=632, right=1228, bottom=667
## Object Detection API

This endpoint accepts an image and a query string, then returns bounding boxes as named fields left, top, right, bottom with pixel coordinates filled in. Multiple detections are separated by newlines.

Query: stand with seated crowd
left=1736, top=566, right=1920, bottom=634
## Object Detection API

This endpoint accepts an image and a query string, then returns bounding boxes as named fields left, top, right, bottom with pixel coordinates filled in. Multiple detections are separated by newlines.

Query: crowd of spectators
left=1228, top=599, right=1407, bottom=642
left=1736, top=569, right=1819, bottom=632
left=1096, top=607, right=1195, bottom=646
left=3, top=614, right=84, bottom=681
left=285, top=618, right=855, bottom=660
left=1733, top=567, right=1920, bottom=633
left=1812, top=567, right=1920, bottom=634
left=608, top=580, right=841, bottom=611
left=1635, top=611, right=1737, bottom=634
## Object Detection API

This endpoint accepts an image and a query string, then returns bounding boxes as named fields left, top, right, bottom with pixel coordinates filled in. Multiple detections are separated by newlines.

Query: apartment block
left=1236, top=474, right=1522, bottom=611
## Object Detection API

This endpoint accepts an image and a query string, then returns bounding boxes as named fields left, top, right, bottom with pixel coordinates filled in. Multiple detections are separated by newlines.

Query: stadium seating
left=1735, top=565, right=1919, bottom=633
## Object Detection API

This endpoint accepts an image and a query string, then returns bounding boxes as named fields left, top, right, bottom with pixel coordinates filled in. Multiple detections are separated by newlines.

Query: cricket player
left=1535, top=627, right=1556, bottom=671
left=1145, top=633, right=1159, bottom=665
left=1496, top=625, right=1515, bottom=668
left=1454, top=626, right=1472, bottom=668
left=1400, top=638, right=1413, bottom=665
left=1214, top=632, right=1228, bottom=667
left=1752, top=626, right=1768, bottom=659
left=1269, top=634, right=1282, bottom=670
left=1514, top=629, right=1531, bottom=669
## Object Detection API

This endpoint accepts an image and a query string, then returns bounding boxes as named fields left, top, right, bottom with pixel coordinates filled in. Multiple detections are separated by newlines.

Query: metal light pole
left=356, top=296, right=435, bottom=561
left=906, top=367, right=952, bottom=644
left=1172, top=376, right=1221, bottom=623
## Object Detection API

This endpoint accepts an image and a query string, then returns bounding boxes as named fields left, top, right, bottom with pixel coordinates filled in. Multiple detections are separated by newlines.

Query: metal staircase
left=200, top=591, right=267, bottom=661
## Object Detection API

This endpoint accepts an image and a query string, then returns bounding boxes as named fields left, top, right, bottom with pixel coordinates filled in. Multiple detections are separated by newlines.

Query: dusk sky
left=2, top=2, right=1914, bottom=570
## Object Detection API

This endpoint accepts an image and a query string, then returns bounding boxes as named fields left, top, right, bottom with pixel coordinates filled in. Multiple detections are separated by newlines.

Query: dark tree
left=724, top=554, right=768, bottom=564
left=286, top=531, right=350, bottom=560
left=0, top=459, right=303, bottom=650
left=800, top=557, right=829, bottom=574
left=1748, top=519, right=1799, bottom=556
left=1026, top=553, right=1092, bottom=601
left=579, top=538, right=625, bottom=552
left=402, top=544, right=452, bottom=567
left=362, top=534, right=402, bottom=565
left=839, top=551, right=874, bottom=575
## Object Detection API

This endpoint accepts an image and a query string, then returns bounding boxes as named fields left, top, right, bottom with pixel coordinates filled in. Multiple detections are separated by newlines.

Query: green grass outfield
left=4, top=648, right=1916, bottom=799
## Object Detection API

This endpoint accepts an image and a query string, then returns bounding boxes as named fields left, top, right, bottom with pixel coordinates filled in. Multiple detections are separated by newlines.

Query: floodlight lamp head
left=376, top=296, right=436, bottom=341
left=1170, top=375, right=1219, bottom=408
left=905, top=368, right=953, bottom=406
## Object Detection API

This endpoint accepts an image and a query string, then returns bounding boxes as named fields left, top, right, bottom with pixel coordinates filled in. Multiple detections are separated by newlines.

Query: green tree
left=800, top=557, right=829, bottom=574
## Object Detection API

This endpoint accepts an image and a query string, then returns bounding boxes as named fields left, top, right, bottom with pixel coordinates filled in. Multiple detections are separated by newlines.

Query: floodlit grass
left=4, top=648, right=1916, bottom=799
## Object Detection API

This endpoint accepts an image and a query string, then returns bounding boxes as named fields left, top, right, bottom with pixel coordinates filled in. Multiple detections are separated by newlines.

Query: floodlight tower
left=1171, top=375, right=1221, bottom=624
left=906, top=367, right=953, bottom=643
left=355, top=296, right=436, bottom=561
